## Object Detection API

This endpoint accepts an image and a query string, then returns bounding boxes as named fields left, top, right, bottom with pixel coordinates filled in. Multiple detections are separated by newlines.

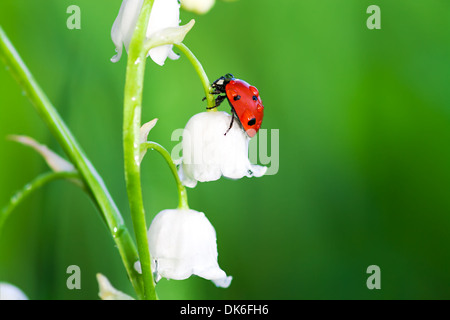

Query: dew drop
left=11, top=195, right=18, bottom=204
left=112, top=226, right=125, bottom=239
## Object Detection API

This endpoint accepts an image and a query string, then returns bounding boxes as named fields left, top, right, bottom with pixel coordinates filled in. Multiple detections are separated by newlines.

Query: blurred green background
left=1, top=0, right=450, bottom=300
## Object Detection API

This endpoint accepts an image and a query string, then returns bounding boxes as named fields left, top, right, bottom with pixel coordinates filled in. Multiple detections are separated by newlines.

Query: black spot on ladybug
left=233, top=95, right=241, bottom=101
left=247, top=118, right=256, bottom=126
left=252, top=95, right=258, bottom=101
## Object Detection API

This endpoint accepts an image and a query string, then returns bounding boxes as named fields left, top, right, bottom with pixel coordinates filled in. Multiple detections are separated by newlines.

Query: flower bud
left=181, top=0, right=215, bottom=14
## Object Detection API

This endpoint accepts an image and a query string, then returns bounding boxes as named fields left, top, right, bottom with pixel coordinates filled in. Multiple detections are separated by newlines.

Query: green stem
left=174, top=43, right=215, bottom=110
left=0, top=171, right=79, bottom=238
left=141, top=142, right=189, bottom=209
left=123, top=0, right=156, bottom=300
left=0, top=26, right=144, bottom=299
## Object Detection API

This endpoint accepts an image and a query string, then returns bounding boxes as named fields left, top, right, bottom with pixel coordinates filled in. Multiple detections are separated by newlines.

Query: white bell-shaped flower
left=148, top=208, right=232, bottom=288
left=0, top=283, right=28, bottom=300
left=178, top=111, right=267, bottom=188
left=181, top=0, right=215, bottom=14
left=111, top=0, right=181, bottom=65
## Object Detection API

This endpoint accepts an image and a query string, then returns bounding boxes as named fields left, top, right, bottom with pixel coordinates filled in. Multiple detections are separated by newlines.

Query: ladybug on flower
left=207, top=74, right=264, bottom=138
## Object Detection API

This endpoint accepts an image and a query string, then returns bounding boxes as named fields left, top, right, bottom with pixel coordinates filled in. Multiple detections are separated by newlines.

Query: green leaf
left=0, top=171, right=79, bottom=237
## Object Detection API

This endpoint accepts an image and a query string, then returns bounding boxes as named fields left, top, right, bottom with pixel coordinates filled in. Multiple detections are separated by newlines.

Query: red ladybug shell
left=225, top=79, right=264, bottom=138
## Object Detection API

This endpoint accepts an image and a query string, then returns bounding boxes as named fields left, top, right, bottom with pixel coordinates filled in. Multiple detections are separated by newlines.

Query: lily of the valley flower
left=178, top=111, right=267, bottom=188
left=0, top=283, right=28, bottom=300
left=111, top=0, right=190, bottom=66
left=147, top=208, right=232, bottom=288
left=181, top=0, right=215, bottom=14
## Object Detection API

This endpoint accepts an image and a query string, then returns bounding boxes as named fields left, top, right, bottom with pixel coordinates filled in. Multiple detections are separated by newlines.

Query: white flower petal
left=146, top=0, right=181, bottom=65
left=212, top=275, right=233, bottom=288
left=148, top=208, right=231, bottom=288
left=111, top=0, right=182, bottom=65
left=146, top=0, right=180, bottom=39
left=168, top=49, right=180, bottom=61
left=145, top=20, right=195, bottom=65
left=0, top=283, right=28, bottom=300
left=149, top=45, right=174, bottom=66
left=177, top=163, right=198, bottom=188
left=111, top=0, right=144, bottom=62
left=179, top=111, right=267, bottom=187
left=133, top=260, right=142, bottom=274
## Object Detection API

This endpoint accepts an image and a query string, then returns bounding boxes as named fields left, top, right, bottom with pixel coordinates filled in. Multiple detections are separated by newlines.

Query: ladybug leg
left=202, top=90, right=222, bottom=101
left=224, top=113, right=235, bottom=136
left=215, top=95, right=227, bottom=107
left=206, top=94, right=226, bottom=110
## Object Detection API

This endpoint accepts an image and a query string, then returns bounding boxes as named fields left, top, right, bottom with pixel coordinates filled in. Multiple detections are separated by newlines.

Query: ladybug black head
left=223, top=73, right=235, bottom=81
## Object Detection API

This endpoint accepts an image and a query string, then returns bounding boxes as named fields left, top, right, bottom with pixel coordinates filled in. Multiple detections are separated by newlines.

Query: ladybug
left=207, top=73, right=264, bottom=137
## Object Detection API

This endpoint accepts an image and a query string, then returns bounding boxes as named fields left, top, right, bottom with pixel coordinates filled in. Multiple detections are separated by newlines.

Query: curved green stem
left=174, top=43, right=215, bottom=110
left=123, top=0, right=156, bottom=300
left=0, top=171, right=79, bottom=238
left=0, top=26, right=144, bottom=299
left=141, top=142, right=189, bottom=210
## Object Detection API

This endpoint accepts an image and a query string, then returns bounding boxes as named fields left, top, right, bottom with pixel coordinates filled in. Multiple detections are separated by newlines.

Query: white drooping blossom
left=0, top=283, right=28, bottom=300
left=181, top=0, right=215, bottom=14
left=178, top=111, right=267, bottom=188
left=111, top=0, right=183, bottom=65
left=146, top=208, right=232, bottom=288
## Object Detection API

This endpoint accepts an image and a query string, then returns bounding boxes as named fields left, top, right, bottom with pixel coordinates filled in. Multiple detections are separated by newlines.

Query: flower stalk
left=174, top=43, right=215, bottom=110
left=122, top=0, right=157, bottom=300
left=141, top=142, right=189, bottom=209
